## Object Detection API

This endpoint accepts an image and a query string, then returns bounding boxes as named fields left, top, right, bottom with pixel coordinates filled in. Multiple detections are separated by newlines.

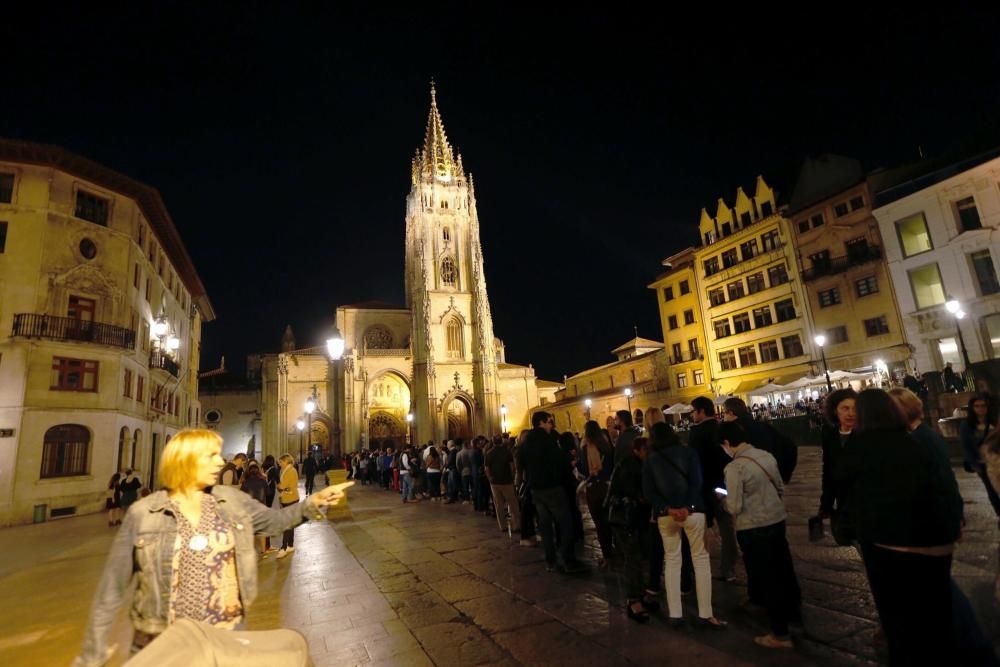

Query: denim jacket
left=76, top=485, right=317, bottom=666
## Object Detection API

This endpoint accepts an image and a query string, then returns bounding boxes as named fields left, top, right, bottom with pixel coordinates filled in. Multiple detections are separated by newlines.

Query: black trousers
left=613, top=525, right=644, bottom=599
left=737, top=521, right=801, bottom=637
left=520, top=486, right=537, bottom=539
left=861, top=543, right=953, bottom=666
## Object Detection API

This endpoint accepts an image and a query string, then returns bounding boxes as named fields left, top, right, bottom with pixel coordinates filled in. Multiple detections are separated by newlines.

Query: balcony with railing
left=150, top=350, right=180, bottom=378
left=802, top=245, right=882, bottom=282
left=12, top=313, right=135, bottom=349
left=668, top=350, right=703, bottom=365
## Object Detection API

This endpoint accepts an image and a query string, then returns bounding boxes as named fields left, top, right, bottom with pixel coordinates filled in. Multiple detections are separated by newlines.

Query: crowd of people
left=79, top=385, right=999, bottom=664
left=342, top=387, right=995, bottom=663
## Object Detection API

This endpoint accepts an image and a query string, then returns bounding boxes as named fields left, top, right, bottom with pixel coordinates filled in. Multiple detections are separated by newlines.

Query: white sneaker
left=276, top=547, right=293, bottom=559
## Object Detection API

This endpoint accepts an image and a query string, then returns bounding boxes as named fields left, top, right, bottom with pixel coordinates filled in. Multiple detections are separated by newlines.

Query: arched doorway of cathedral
left=366, top=370, right=411, bottom=447
left=446, top=396, right=473, bottom=440
left=369, top=412, right=406, bottom=445
left=310, top=418, right=330, bottom=455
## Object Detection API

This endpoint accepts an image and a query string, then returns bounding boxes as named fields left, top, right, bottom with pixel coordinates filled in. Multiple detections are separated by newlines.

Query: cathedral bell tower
left=405, top=83, right=501, bottom=443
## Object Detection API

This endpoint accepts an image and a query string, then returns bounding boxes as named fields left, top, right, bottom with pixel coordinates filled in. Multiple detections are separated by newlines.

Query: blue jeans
left=400, top=473, right=414, bottom=501
left=446, top=470, right=458, bottom=500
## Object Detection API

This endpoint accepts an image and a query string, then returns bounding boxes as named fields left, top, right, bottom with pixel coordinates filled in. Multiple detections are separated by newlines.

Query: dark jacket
left=614, top=426, right=639, bottom=465
left=303, top=456, right=317, bottom=476
left=240, top=474, right=269, bottom=505
left=609, top=454, right=651, bottom=527
left=960, top=420, right=991, bottom=469
left=820, top=424, right=850, bottom=514
left=516, top=427, right=571, bottom=490
left=77, top=485, right=319, bottom=666
left=642, top=445, right=704, bottom=515
left=836, top=427, right=963, bottom=548
left=688, top=418, right=727, bottom=518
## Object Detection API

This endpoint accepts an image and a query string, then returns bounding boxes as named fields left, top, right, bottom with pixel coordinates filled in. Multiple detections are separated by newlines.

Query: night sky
left=4, top=5, right=1000, bottom=381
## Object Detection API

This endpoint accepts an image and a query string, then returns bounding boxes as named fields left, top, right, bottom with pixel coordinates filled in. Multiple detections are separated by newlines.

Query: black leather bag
left=603, top=465, right=636, bottom=528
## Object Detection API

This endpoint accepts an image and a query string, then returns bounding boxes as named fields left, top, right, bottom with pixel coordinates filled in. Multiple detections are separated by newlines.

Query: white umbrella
left=750, top=382, right=786, bottom=395
left=785, top=375, right=822, bottom=389
left=664, top=403, right=694, bottom=415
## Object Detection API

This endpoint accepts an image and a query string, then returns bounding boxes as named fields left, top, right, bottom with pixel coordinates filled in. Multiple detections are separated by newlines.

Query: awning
left=730, top=378, right=767, bottom=395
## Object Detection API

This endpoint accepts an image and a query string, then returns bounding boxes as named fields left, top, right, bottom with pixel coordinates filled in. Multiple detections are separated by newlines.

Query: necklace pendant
left=189, top=534, right=209, bottom=551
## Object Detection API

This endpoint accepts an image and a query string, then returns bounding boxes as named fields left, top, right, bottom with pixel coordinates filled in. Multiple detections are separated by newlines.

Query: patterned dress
left=167, top=494, right=243, bottom=628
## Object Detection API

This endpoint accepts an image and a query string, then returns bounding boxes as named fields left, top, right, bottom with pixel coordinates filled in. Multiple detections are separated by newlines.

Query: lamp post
left=304, top=386, right=317, bottom=464
left=814, top=335, right=832, bottom=392
left=584, top=398, right=592, bottom=421
left=325, top=320, right=345, bottom=454
left=624, top=387, right=633, bottom=413
left=406, top=412, right=413, bottom=445
left=500, top=404, right=508, bottom=434
left=946, top=299, right=973, bottom=374
left=296, top=418, right=305, bottom=463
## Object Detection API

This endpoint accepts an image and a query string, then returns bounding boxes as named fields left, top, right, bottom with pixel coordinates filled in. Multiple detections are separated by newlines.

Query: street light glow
left=304, top=398, right=316, bottom=414
left=500, top=404, right=507, bottom=415
left=152, top=317, right=169, bottom=338
left=584, top=399, right=592, bottom=408
left=814, top=334, right=826, bottom=347
left=296, top=419, right=305, bottom=431
left=624, top=388, right=632, bottom=397
left=956, top=310, right=967, bottom=320
left=166, top=335, right=180, bottom=351
left=946, top=299, right=961, bottom=314
left=326, top=323, right=345, bottom=360
left=406, top=413, right=413, bottom=423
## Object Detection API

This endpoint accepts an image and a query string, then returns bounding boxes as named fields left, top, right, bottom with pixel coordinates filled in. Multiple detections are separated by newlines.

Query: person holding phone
left=718, top=420, right=800, bottom=649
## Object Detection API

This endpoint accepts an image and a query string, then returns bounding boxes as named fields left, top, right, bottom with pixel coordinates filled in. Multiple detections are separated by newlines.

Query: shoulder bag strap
left=737, top=454, right=781, bottom=497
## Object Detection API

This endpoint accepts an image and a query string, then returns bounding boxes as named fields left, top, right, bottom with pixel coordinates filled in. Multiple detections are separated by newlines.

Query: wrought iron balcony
left=802, top=245, right=882, bottom=282
left=150, top=350, right=180, bottom=377
left=669, top=351, right=702, bottom=364
left=12, top=313, right=135, bottom=349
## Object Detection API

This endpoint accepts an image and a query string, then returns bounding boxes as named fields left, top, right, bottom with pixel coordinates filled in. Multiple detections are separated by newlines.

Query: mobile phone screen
left=714, top=487, right=728, bottom=496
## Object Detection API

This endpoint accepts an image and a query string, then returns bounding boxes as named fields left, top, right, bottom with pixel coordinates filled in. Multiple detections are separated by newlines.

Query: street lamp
left=874, top=358, right=889, bottom=388
left=303, top=385, right=318, bottom=464
left=624, top=387, right=633, bottom=413
left=406, top=412, right=414, bottom=445
left=326, top=322, right=345, bottom=361
left=946, top=298, right=973, bottom=375
left=814, top=334, right=832, bottom=392
left=584, top=398, right=592, bottom=421
left=500, top=404, right=508, bottom=434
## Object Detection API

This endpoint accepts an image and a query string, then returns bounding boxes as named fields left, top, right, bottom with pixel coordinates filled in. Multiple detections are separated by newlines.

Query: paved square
left=1, top=448, right=997, bottom=666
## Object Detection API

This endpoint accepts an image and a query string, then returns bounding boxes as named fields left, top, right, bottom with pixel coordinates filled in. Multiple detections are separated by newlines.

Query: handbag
left=603, top=465, right=636, bottom=528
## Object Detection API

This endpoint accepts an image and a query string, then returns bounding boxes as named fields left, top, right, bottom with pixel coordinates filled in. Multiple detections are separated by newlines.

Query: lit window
left=908, top=263, right=946, bottom=309
left=676, top=373, right=688, bottom=388
left=896, top=213, right=933, bottom=257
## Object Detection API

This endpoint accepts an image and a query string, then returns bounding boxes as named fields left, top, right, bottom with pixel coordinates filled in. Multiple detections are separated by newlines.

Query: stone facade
left=788, top=156, right=911, bottom=375
left=693, top=177, right=816, bottom=395
left=258, top=87, right=555, bottom=457
left=0, top=140, right=213, bottom=525
left=872, top=148, right=1000, bottom=376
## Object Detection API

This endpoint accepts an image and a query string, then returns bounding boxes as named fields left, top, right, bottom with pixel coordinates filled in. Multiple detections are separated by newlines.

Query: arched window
left=440, top=256, right=457, bottom=287
left=117, top=426, right=130, bottom=472
left=41, top=424, right=90, bottom=478
left=131, top=429, right=142, bottom=470
left=442, top=227, right=450, bottom=242
left=446, top=319, right=463, bottom=358
left=441, top=200, right=449, bottom=209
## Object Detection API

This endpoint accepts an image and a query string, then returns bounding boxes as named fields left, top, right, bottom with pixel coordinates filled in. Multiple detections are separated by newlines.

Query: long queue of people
left=347, top=387, right=996, bottom=664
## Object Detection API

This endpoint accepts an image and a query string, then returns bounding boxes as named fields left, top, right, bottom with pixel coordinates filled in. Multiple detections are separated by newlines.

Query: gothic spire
left=418, top=81, right=458, bottom=182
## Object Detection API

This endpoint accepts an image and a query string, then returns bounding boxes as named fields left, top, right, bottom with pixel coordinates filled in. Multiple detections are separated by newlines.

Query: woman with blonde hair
left=74, top=429, right=348, bottom=666
left=644, top=406, right=665, bottom=429
left=276, top=453, right=300, bottom=558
